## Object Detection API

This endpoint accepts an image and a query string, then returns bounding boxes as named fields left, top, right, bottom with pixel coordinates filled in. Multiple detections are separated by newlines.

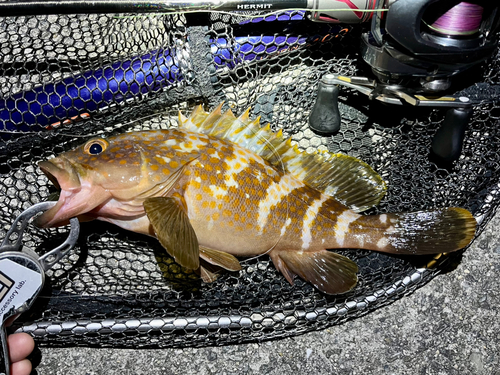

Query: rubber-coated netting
left=1, top=10, right=500, bottom=348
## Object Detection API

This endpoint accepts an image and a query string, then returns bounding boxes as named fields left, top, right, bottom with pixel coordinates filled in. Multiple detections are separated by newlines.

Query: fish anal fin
left=270, top=252, right=296, bottom=285
left=144, top=196, right=200, bottom=270
left=274, top=250, right=358, bottom=295
left=199, top=246, right=242, bottom=271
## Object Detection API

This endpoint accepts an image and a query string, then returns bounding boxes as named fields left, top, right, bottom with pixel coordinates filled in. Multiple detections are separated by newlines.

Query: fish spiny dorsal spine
left=178, top=103, right=387, bottom=213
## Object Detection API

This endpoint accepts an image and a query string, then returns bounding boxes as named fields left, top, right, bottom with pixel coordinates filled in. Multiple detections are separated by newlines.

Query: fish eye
left=84, top=139, right=109, bottom=155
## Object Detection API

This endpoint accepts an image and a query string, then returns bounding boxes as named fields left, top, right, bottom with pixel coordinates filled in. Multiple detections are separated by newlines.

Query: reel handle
left=431, top=107, right=473, bottom=163
left=308, top=75, right=341, bottom=135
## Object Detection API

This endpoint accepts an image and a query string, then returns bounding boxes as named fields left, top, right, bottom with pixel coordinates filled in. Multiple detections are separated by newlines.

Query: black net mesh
left=1, top=9, right=500, bottom=348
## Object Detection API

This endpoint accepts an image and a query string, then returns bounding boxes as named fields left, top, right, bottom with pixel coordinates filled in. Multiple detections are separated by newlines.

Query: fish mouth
left=38, top=157, right=81, bottom=191
left=36, top=157, right=82, bottom=228
left=36, top=158, right=109, bottom=228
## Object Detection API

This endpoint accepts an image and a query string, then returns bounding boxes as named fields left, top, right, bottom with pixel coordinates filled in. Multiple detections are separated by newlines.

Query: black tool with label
left=0, top=202, right=79, bottom=375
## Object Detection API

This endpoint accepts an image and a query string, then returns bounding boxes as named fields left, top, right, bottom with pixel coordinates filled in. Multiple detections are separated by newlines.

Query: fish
left=36, top=103, right=477, bottom=294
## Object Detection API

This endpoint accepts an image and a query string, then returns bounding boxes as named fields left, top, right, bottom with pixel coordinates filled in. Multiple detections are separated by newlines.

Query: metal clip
left=0, top=201, right=80, bottom=272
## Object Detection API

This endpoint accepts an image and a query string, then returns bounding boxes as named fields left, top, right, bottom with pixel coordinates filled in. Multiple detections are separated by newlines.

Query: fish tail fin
left=353, top=207, right=477, bottom=255
left=270, top=249, right=358, bottom=295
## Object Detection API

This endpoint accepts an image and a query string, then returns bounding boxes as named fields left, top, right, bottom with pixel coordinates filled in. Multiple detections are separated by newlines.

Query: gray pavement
left=34, top=211, right=500, bottom=375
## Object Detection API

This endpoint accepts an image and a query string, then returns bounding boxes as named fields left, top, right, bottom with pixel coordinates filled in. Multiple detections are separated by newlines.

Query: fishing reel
left=308, top=0, right=500, bottom=162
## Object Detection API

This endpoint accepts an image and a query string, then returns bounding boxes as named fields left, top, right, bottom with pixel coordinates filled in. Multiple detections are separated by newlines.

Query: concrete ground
left=33, top=211, right=500, bottom=375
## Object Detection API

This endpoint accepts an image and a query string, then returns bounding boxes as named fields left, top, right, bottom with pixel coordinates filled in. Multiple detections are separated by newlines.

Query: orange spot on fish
left=162, top=168, right=170, bottom=175
left=202, top=201, right=209, bottom=209
left=154, top=156, right=166, bottom=165
left=209, top=201, right=216, bottom=209
left=223, top=209, right=232, bottom=217
left=169, top=161, right=179, bottom=169
left=150, top=164, right=159, bottom=171
left=119, top=160, right=127, bottom=165
left=124, top=144, right=133, bottom=149
left=196, top=194, right=203, bottom=201
left=212, top=212, right=220, bottom=221
left=110, top=147, right=120, bottom=153
left=153, top=175, right=161, bottom=182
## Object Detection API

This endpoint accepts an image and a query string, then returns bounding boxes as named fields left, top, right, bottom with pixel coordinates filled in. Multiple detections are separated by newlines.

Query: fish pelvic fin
left=349, top=207, right=477, bottom=255
left=178, top=103, right=386, bottom=212
left=271, top=250, right=359, bottom=295
left=144, top=196, right=200, bottom=269
left=199, top=246, right=242, bottom=271
left=199, top=265, right=218, bottom=283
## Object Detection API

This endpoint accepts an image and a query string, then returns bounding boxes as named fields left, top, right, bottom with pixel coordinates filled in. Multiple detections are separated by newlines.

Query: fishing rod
left=0, top=0, right=376, bottom=17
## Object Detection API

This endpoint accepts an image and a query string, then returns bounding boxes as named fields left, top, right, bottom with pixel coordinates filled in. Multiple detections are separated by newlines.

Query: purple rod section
left=0, top=31, right=318, bottom=132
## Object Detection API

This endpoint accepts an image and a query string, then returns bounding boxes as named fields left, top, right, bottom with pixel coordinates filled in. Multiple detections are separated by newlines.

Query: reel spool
left=362, top=0, right=500, bottom=91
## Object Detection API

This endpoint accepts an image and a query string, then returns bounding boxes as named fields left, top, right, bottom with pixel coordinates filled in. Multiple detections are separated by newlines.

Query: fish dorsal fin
left=179, top=104, right=387, bottom=212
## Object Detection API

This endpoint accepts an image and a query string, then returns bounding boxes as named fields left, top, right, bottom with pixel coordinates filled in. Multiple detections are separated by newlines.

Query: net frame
left=0, top=7, right=499, bottom=348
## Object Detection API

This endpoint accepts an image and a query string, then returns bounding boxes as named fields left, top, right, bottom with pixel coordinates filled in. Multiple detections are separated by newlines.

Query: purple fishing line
left=430, top=2, right=483, bottom=36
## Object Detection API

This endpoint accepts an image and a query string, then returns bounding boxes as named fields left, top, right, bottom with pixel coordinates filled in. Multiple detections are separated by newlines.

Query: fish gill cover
left=0, top=10, right=499, bottom=348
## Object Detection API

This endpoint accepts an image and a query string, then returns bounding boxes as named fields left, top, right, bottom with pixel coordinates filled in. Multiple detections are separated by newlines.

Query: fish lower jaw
left=97, top=215, right=153, bottom=236
left=35, top=192, right=72, bottom=228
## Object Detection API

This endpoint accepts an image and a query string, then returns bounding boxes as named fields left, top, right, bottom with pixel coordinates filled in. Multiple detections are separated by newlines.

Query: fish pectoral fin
left=199, top=246, right=242, bottom=271
left=274, top=250, right=358, bottom=295
left=144, top=196, right=200, bottom=270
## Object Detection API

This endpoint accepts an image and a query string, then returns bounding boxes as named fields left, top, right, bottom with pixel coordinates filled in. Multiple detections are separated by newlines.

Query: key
left=0, top=252, right=44, bottom=375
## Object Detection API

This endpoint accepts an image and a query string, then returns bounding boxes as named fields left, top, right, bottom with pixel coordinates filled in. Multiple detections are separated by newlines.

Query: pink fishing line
left=431, top=2, right=483, bottom=36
